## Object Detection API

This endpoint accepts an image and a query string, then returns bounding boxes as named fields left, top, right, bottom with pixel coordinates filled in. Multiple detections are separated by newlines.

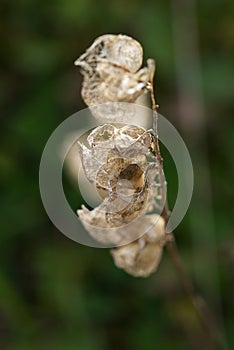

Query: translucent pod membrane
left=78, top=123, right=166, bottom=244
left=75, top=34, right=144, bottom=73
left=74, top=34, right=155, bottom=113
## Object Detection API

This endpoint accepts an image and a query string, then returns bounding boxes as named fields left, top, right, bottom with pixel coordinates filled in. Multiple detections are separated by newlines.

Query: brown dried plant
left=76, top=34, right=168, bottom=277
left=74, top=34, right=221, bottom=348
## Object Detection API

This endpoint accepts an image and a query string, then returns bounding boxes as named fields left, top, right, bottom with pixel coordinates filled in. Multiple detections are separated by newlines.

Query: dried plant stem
left=148, top=75, right=163, bottom=166
left=148, top=79, right=221, bottom=349
left=166, top=237, right=221, bottom=348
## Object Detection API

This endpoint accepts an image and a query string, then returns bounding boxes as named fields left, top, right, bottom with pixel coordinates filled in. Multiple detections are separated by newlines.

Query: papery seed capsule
left=74, top=34, right=155, bottom=109
left=74, top=34, right=143, bottom=73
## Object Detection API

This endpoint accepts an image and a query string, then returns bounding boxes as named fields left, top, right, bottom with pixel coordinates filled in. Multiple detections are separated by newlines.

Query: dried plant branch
left=75, top=34, right=223, bottom=349
left=147, top=60, right=163, bottom=167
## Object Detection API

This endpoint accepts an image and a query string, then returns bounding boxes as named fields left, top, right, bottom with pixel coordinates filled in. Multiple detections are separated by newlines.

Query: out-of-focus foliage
left=0, top=0, right=233, bottom=349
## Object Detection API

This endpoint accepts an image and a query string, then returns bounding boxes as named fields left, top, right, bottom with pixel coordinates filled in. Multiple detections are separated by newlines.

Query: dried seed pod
left=77, top=123, right=165, bottom=225
left=111, top=241, right=163, bottom=277
left=78, top=124, right=154, bottom=184
left=74, top=34, right=143, bottom=74
left=74, top=34, right=155, bottom=108
left=110, top=215, right=166, bottom=277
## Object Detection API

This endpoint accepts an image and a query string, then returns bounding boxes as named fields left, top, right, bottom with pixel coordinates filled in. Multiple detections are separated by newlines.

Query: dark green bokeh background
left=1, top=0, right=233, bottom=349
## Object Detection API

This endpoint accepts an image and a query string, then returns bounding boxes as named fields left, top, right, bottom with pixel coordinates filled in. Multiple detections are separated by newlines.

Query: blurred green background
left=0, top=0, right=233, bottom=349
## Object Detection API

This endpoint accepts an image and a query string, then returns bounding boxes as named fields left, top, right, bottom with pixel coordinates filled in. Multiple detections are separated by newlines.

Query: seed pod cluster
left=76, top=35, right=166, bottom=277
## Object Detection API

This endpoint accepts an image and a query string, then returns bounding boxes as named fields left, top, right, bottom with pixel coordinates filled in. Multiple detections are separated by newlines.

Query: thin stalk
left=166, top=237, right=220, bottom=349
